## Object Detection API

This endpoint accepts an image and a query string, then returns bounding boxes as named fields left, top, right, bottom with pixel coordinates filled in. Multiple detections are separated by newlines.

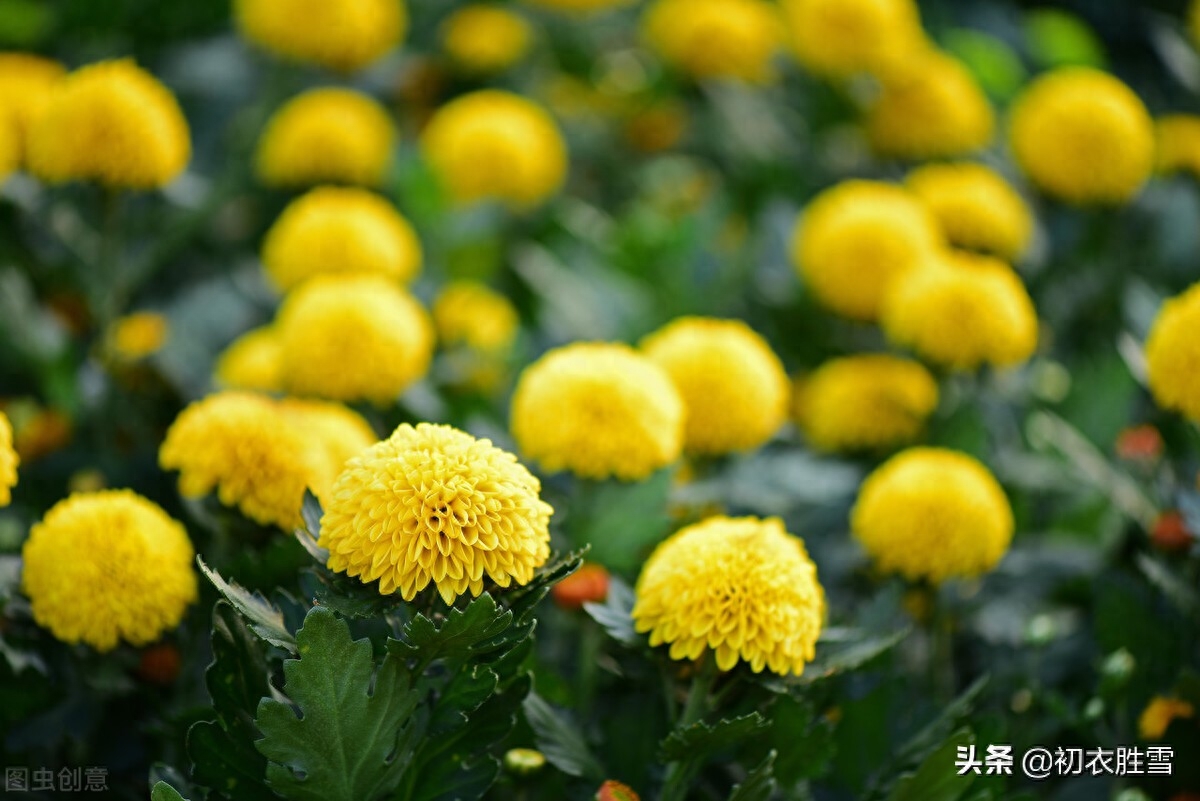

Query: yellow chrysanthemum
left=1146, top=282, right=1200, bottom=421
left=1009, top=67, right=1153, bottom=204
left=421, top=89, right=567, bottom=208
left=319, top=423, right=552, bottom=603
left=1139, top=696, right=1195, bottom=740
left=214, top=326, right=284, bottom=392
left=790, top=180, right=943, bottom=321
left=851, top=448, right=1013, bottom=583
left=234, top=0, right=405, bottom=72
left=633, top=516, right=825, bottom=674
left=882, top=251, right=1038, bottom=371
left=1156, top=114, right=1200, bottom=178
left=510, top=342, right=684, bottom=481
left=276, top=274, right=434, bottom=404
left=522, top=0, right=631, bottom=12
left=21, top=490, right=197, bottom=652
left=796, top=354, right=938, bottom=452
left=256, top=88, right=395, bottom=188
left=0, top=53, right=65, bottom=166
left=642, top=0, right=785, bottom=84
left=640, top=317, right=788, bottom=455
left=780, top=0, right=926, bottom=78
left=106, top=312, right=168, bottom=361
left=441, top=6, right=532, bottom=74
left=0, top=412, right=17, bottom=506
left=905, top=163, right=1033, bottom=263
left=866, top=50, right=995, bottom=160
left=433, top=281, right=519, bottom=352
left=27, top=59, right=190, bottom=189
left=261, top=186, right=422, bottom=292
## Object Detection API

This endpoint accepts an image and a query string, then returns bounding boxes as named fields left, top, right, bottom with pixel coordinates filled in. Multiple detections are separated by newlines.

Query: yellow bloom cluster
left=261, top=186, right=422, bottom=292
left=256, top=88, right=395, bottom=188
left=433, top=281, right=520, bottom=352
left=641, top=317, right=789, bottom=455
left=510, top=342, right=684, bottom=481
left=642, top=0, right=784, bottom=84
left=0, top=53, right=65, bottom=167
left=633, top=516, right=825, bottom=675
left=21, top=490, right=198, bottom=651
left=0, top=411, right=17, bottom=506
left=107, top=312, right=169, bottom=361
left=234, top=0, right=406, bottom=72
left=781, top=0, right=925, bottom=78
left=1156, top=115, right=1200, bottom=179
left=215, top=326, right=283, bottom=392
left=319, top=423, right=552, bottom=603
left=441, top=6, right=532, bottom=75
left=28, top=59, right=190, bottom=189
left=1146, top=282, right=1200, bottom=421
left=797, top=354, right=938, bottom=452
left=851, top=448, right=1013, bottom=583
left=905, top=163, right=1033, bottom=263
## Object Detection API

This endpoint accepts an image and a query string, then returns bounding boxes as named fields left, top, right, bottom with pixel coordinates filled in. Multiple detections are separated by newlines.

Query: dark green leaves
left=887, top=729, right=977, bottom=801
left=392, top=593, right=514, bottom=668
left=150, top=781, right=189, bottom=801
left=727, top=751, right=777, bottom=801
left=522, top=692, right=605, bottom=779
left=583, top=578, right=641, bottom=648
left=659, top=712, right=770, bottom=763
left=198, top=557, right=297, bottom=653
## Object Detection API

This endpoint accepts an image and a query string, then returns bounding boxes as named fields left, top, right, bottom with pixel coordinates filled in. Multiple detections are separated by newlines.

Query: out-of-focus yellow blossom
left=780, top=0, right=926, bottom=78
left=214, top=326, right=284, bottom=392
left=0, top=54, right=65, bottom=166
left=421, top=89, right=567, bottom=208
left=523, top=0, right=632, bottom=12
left=276, top=274, right=434, bottom=404
left=21, top=490, right=197, bottom=652
left=261, top=186, right=421, bottom=292
left=106, top=312, right=168, bottom=361
left=277, top=397, right=378, bottom=479
left=256, top=88, right=395, bottom=188
left=905, top=163, right=1033, bottom=263
left=1146, top=282, right=1200, bottom=422
left=441, top=6, right=532, bottom=74
left=791, top=180, right=942, bottom=322
left=796, top=354, right=938, bottom=452
left=624, top=99, right=688, bottom=153
left=633, top=516, right=825, bottom=674
left=433, top=281, right=519, bottom=352
left=319, top=423, right=551, bottom=602
left=510, top=342, right=684, bottom=481
left=1156, top=114, right=1200, bottom=178
left=852, top=447, right=1013, bottom=583
left=1009, top=67, right=1153, bottom=204
left=0, top=412, right=17, bottom=506
left=866, top=50, right=995, bottom=160
left=882, top=251, right=1038, bottom=371
left=0, top=121, right=16, bottom=180
left=640, top=317, right=789, bottom=455
left=642, top=0, right=785, bottom=84
left=28, top=59, right=190, bottom=189
left=233, top=0, right=406, bottom=72
left=1139, top=696, right=1195, bottom=740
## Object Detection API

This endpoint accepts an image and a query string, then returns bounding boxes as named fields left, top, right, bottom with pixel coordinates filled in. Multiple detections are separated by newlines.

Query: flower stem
left=928, top=589, right=956, bottom=704
left=660, top=655, right=717, bottom=801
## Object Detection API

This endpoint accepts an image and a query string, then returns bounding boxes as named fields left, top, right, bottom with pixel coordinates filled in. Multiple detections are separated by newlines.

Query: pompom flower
left=0, top=411, right=17, bottom=506
left=510, top=342, right=684, bottom=481
left=790, top=180, right=942, bottom=321
left=276, top=274, right=434, bottom=404
left=632, top=516, right=825, bottom=674
left=106, top=311, right=168, bottom=361
left=256, top=88, right=395, bottom=188
left=780, top=0, right=925, bottom=78
left=0, top=53, right=65, bottom=166
left=796, top=354, right=938, bottom=452
left=233, top=0, right=406, bottom=72
left=215, top=326, right=284, bottom=392
left=640, top=317, right=789, bottom=455
left=1156, top=114, right=1200, bottom=179
left=851, top=448, right=1013, bottom=583
left=905, top=163, right=1033, bottom=263
left=433, top=281, right=520, bottom=352
left=1009, top=67, right=1153, bottom=204
left=27, top=59, right=190, bottom=189
left=882, top=251, right=1038, bottom=371
left=441, top=6, right=533, bottom=74
left=421, top=89, right=567, bottom=208
left=21, top=490, right=198, bottom=651
left=1145, top=282, right=1200, bottom=421
left=261, top=186, right=422, bottom=292
left=642, top=0, right=785, bottom=84
left=318, top=423, right=552, bottom=603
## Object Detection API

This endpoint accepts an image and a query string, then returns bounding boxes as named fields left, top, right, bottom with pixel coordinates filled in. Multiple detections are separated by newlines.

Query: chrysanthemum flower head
left=107, top=311, right=168, bottom=361
left=261, top=186, right=422, bottom=292
left=640, top=317, right=788, bottom=455
left=276, top=274, right=434, bottom=404
left=421, top=89, right=567, bottom=208
left=780, top=0, right=925, bottom=78
left=642, top=0, right=785, bottom=84
left=214, top=326, right=284, bottom=392
left=0, top=53, right=65, bottom=166
left=1146, top=282, right=1200, bottom=422
left=433, top=281, right=519, bottom=352
left=633, top=516, right=825, bottom=674
left=234, top=0, right=406, bottom=72
left=21, top=490, right=197, bottom=651
left=881, top=251, right=1038, bottom=371
left=319, top=422, right=552, bottom=603
left=510, top=342, right=685, bottom=481
left=256, top=88, right=395, bottom=188
left=905, top=163, right=1033, bottom=263
left=851, top=447, right=1013, bottom=583
left=27, top=59, right=190, bottom=189
left=0, top=411, right=18, bottom=506
left=441, top=6, right=533, bottom=75
left=1008, top=67, right=1153, bottom=204
left=1155, top=115, right=1200, bottom=179
left=790, top=180, right=943, bottom=321
left=796, top=354, right=938, bottom=453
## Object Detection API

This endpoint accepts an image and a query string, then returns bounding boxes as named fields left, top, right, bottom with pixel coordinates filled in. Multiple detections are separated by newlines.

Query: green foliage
left=522, top=692, right=605, bottom=779
left=659, top=713, right=771, bottom=763
left=198, top=557, right=297, bottom=654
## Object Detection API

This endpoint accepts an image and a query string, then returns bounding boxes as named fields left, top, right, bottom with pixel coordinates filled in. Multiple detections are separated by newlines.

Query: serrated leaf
left=255, top=607, right=421, bottom=801
left=391, top=593, right=514, bottom=669
left=427, top=665, right=499, bottom=735
left=659, top=713, right=770, bottom=763
left=198, top=557, right=297, bottom=653
left=300, top=569, right=404, bottom=620
left=188, top=721, right=277, bottom=801
left=583, top=578, right=641, bottom=648
left=151, top=781, right=188, bottom=801
left=523, top=692, right=605, bottom=780
left=728, top=751, right=776, bottom=801
left=887, top=729, right=975, bottom=801
left=885, top=678, right=988, bottom=781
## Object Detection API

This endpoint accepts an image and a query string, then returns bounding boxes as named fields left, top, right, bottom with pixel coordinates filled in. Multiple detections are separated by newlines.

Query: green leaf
left=728, top=751, right=776, bottom=801
left=255, top=607, right=421, bottom=801
left=188, top=721, right=277, bottom=801
left=659, top=713, right=771, bottom=763
left=499, top=548, right=588, bottom=625
left=198, top=557, right=297, bottom=653
left=392, top=593, right=514, bottom=668
left=299, top=490, right=324, bottom=544
left=151, top=781, right=188, bottom=801
left=768, top=697, right=835, bottom=785
left=583, top=578, right=641, bottom=648
left=410, top=756, right=499, bottom=801
left=801, top=628, right=910, bottom=684
left=207, top=602, right=272, bottom=751
left=427, top=664, right=499, bottom=735
left=299, top=569, right=405, bottom=620
left=569, top=473, right=673, bottom=573
left=887, top=729, right=976, bottom=801
left=522, top=692, right=605, bottom=780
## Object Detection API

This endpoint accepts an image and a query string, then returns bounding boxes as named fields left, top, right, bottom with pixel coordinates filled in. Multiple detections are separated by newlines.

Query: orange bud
left=596, top=780, right=640, bottom=801
left=552, top=563, right=611, bottom=610
left=137, top=643, right=182, bottom=686
left=1116, top=425, right=1163, bottom=462
left=1152, top=511, right=1193, bottom=552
